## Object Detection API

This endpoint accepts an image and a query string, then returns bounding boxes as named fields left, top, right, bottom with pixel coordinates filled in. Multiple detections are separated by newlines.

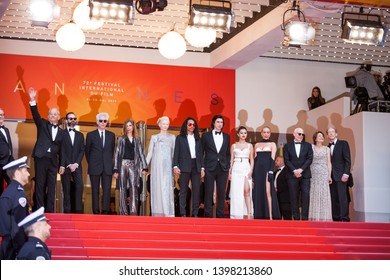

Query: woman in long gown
left=229, top=126, right=254, bottom=219
left=252, top=126, right=281, bottom=220
left=114, top=119, right=148, bottom=215
left=309, top=131, right=332, bottom=221
left=146, top=116, right=175, bottom=217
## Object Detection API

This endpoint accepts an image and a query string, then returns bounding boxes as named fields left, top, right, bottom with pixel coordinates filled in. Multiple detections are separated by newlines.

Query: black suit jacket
left=283, top=141, right=313, bottom=179
left=275, top=167, right=290, bottom=203
left=60, top=129, right=85, bottom=174
left=85, top=129, right=115, bottom=175
left=201, top=131, right=230, bottom=172
left=30, top=104, right=62, bottom=158
left=173, top=134, right=203, bottom=173
left=330, top=139, right=351, bottom=181
left=0, top=126, right=13, bottom=166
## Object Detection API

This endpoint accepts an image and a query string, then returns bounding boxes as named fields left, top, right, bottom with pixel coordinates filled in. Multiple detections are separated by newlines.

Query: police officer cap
left=3, top=156, right=30, bottom=170
left=18, top=207, right=48, bottom=229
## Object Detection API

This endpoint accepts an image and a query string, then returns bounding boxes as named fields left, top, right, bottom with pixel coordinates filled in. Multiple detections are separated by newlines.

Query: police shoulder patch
left=36, top=256, right=46, bottom=260
left=18, top=197, right=27, bottom=207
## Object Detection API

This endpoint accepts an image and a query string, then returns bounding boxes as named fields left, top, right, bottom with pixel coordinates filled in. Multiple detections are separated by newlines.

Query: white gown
left=146, top=133, right=175, bottom=217
left=229, top=143, right=252, bottom=219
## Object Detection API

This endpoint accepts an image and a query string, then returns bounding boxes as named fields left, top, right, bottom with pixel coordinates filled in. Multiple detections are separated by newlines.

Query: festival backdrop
left=1, top=54, right=235, bottom=132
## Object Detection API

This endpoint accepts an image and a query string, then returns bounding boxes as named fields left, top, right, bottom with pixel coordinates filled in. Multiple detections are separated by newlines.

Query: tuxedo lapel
left=0, top=129, right=7, bottom=142
left=221, top=133, right=229, bottom=153
left=65, top=130, right=72, bottom=146
left=46, top=121, right=52, bottom=139
left=183, top=136, right=191, bottom=156
left=5, top=128, right=12, bottom=150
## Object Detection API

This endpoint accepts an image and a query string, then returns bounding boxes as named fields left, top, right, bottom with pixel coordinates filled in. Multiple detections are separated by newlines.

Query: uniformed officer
left=16, top=206, right=51, bottom=260
left=0, top=156, right=30, bottom=259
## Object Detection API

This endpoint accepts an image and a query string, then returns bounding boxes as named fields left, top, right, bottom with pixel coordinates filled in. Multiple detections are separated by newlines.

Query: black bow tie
left=328, top=142, right=335, bottom=147
left=69, top=128, right=75, bottom=132
left=0, top=125, right=4, bottom=129
left=50, top=123, right=58, bottom=129
left=214, top=131, right=222, bottom=135
left=294, top=142, right=301, bottom=145
left=276, top=168, right=281, bottom=172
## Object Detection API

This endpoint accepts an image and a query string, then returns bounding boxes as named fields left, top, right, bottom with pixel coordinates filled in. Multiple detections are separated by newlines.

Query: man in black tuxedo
left=274, top=155, right=292, bottom=220
left=0, top=108, right=14, bottom=196
left=283, top=127, right=313, bottom=220
left=327, top=126, right=351, bottom=222
left=29, top=88, right=62, bottom=213
left=85, top=113, right=115, bottom=214
left=173, top=117, right=204, bottom=217
left=201, top=114, right=230, bottom=218
left=59, top=112, right=85, bottom=213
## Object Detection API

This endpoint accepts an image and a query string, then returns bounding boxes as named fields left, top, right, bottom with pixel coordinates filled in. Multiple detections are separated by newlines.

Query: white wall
left=236, top=57, right=389, bottom=133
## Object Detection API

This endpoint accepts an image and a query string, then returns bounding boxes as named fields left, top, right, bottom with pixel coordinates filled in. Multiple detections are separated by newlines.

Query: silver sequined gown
left=309, top=145, right=332, bottom=221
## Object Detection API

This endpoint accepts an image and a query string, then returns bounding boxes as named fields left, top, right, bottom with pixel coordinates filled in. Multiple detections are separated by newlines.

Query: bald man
left=29, top=88, right=63, bottom=213
left=283, top=128, right=313, bottom=220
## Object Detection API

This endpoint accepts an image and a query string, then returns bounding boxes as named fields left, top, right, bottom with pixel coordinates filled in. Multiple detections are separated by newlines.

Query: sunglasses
left=99, top=120, right=108, bottom=123
left=297, top=133, right=304, bottom=136
left=68, top=117, right=77, bottom=121
left=187, top=123, right=196, bottom=127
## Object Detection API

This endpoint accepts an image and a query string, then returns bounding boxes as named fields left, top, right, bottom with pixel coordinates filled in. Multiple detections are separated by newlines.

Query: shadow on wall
left=171, top=99, right=198, bottom=128
left=79, top=94, right=102, bottom=123
left=199, top=96, right=231, bottom=136
left=256, top=108, right=280, bottom=144
left=330, top=112, right=355, bottom=170
left=146, top=99, right=166, bottom=126
left=286, top=110, right=317, bottom=144
left=112, top=101, right=132, bottom=125
left=231, top=109, right=255, bottom=143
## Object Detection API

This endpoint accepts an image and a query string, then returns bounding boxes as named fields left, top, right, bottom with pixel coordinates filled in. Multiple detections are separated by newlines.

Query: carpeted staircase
left=46, top=213, right=390, bottom=260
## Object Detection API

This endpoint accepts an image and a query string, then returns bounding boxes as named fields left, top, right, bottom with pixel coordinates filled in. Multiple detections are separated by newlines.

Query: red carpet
left=46, top=214, right=390, bottom=260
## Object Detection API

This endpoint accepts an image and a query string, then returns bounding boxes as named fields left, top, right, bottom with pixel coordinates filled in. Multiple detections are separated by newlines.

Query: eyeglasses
left=187, top=123, right=196, bottom=127
left=68, top=117, right=77, bottom=121
left=297, top=133, right=304, bottom=136
left=99, top=120, right=108, bottom=123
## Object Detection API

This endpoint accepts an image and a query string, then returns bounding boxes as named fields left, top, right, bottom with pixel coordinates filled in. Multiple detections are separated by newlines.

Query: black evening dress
left=252, top=149, right=281, bottom=219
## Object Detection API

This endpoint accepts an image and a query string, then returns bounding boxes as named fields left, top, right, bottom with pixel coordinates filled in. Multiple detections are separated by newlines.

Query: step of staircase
left=46, top=214, right=390, bottom=260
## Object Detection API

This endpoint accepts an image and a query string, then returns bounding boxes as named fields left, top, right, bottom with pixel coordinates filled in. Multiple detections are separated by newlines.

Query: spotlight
left=283, top=21, right=315, bottom=47
left=28, top=0, right=60, bottom=27
left=188, top=0, right=233, bottom=33
left=341, top=12, right=387, bottom=46
left=281, top=1, right=316, bottom=47
left=89, top=0, right=135, bottom=24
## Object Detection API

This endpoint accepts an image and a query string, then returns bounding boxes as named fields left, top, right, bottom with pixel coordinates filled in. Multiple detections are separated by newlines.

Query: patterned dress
left=308, top=145, right=332, bottom=221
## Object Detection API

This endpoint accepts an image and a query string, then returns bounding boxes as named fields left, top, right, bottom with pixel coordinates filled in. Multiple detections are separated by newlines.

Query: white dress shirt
left=212, top=130, right=223, bottom=153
